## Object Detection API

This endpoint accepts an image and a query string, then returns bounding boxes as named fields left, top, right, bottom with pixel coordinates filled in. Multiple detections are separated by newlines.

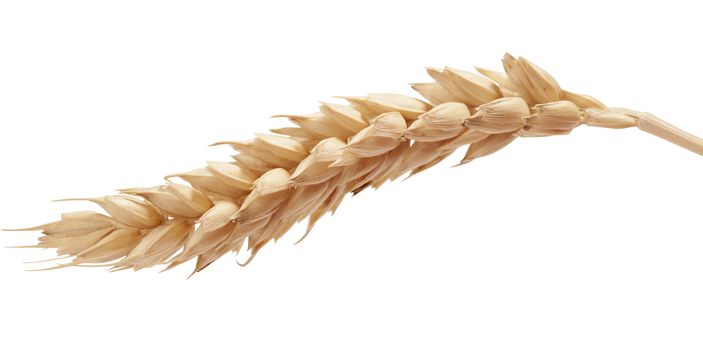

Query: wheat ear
left=7, top=53, right=703, bottom=275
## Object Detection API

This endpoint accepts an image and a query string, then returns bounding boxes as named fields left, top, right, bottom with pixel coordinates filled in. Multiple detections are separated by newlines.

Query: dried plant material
left=87, top=195, right=163, bottom=229
left=426, top=67, right=500, bottom=107
left=460, top=133, right=517, bottom=165
left=275, top=112, right=351, bottom=139
left=410, top=82, right=457, bottom=105
left=175, top=222, right=236, bottom=267
left=8, top=211, right=114, bottom=236
left=319, top=102, right=368, bottom=133
left=443, top=67, right=503, bottom=105
left=583, top=108, right=640, bottom=128
left=269, top=126, right=313, bottom=138
left=233, top=168, right=290, bottom=224
left=166, top=168, right=246, bottom=199
left=278, top=182, right=331, bottom=221
left=231, top=153, right=276, bottom=175
left=290, top=137, right=345, bottom=186
left=254, top=133, right=308, bottom=163
left=637, top=113, right=703, bottom=155
left=72, top=228, right=141, bottom=265
left=405, top=102, right=469, bottom=142
left=562, top=90, right=607, bottom=110
left=117, top=220, right=193, bottom=269
left=437, top=129, right=488, bottom=152
left=206, top=162, right=256, bottom=191
left=518, top=101, right=583, bottom=137
left=474, top=66, right=521, bottom=97
left=171, top=201, right=238, bottom=262
left=120, top=184, right=213, bottom=218
left=464, top=97, right=531, bottom=134
left=343, top=94, right=431, bottom=119
left=8, top=53, right=703, bottom=275
left=223, top=139, right=300, bottom=169
left=35, top=226, right=114, bottom=257
left=332, top=112, right=406, bottom=166
left=396, top=142, right=444, bottom=175
left=502, top=54, right=561, bottom=104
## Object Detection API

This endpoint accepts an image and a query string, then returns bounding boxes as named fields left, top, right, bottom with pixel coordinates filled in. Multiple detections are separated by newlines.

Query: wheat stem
left=637, top=113, right=703, bottom=156
left=584, top=107, right=703, bottom=156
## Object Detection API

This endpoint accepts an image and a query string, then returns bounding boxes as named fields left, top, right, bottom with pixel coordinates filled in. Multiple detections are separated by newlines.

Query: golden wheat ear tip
left=8, top=54, right=703, bottom=275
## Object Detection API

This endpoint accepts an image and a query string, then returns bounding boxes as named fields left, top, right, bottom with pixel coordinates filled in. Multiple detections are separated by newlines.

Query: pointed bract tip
left=107, top=265, right=132, bottom=273
left=26, top=263, right=76, bottom=272
left=236, top=251, right=258, bottom=267
left=451, top=159, right=473, bottom=167
left=52, top=197, right=100, bottom=203
left=3, top=225, right=44, bottom=232
left=209, top=141, right=237, bottom=147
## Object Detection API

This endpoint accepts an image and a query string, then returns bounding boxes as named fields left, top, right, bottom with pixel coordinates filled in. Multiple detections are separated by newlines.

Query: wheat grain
left=6, top=53, right=703, bottom=275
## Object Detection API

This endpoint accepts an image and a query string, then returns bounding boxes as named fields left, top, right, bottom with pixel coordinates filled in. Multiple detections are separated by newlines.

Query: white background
left=1, top=1, right=703, bottom=349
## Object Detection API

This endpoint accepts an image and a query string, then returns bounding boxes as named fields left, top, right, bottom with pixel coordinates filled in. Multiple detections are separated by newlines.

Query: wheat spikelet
left=7, top=53, right=703, bottom=275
